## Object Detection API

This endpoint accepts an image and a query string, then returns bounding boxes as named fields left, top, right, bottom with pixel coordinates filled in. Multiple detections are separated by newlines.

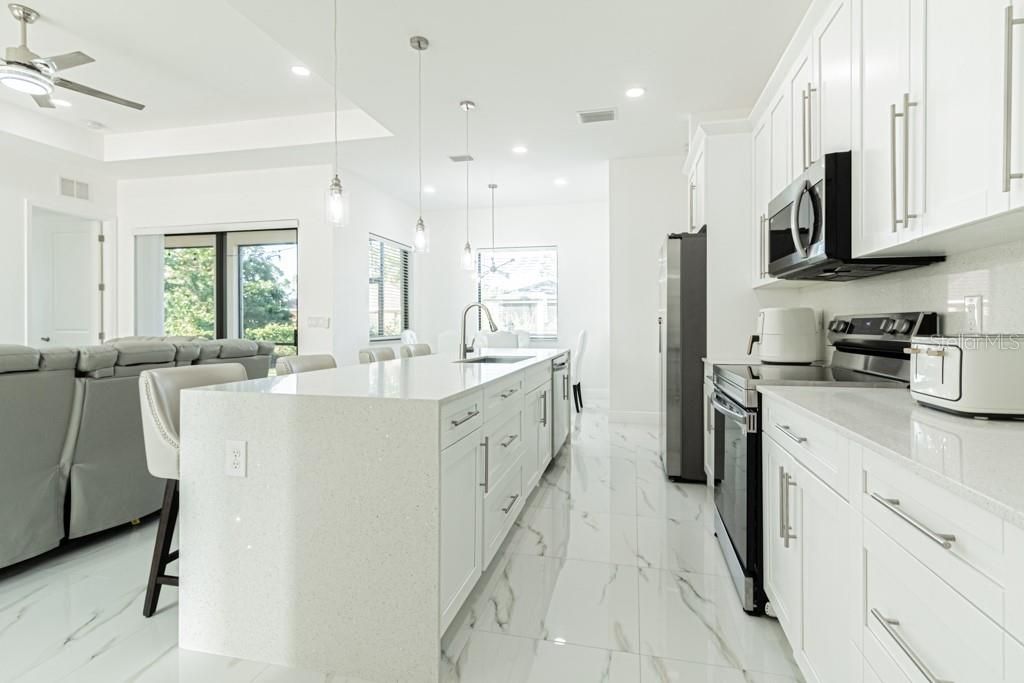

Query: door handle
left=806, top=81, right=817, bottom=166
left=658, top=316, right=662, bottom=353
left=901, top=92, right=918, bottom=228
left=801, top=89, right=809, bottom=170
left=480, top=437, right=490, bottom=493
left=499, top=387, right=518, bottom=399
left=782, top=470, right=797, bottom=548
left=774, top=424, right=807, bottom=445
left=759, top=214, right=768, bottom=278
left=890, top=102, right=899, bottom=233
left=540, top=391, right=548, bottom=426
left=1004, top=6, right=1024, bottom=191
left=789, top=181, right=810, bottom=257
left=500, top=433, right=519, bottom=448
left=870, top=493, right=956, bottom=549
left=870, top=609, right=951, bottom=683
left=688, top=183, right=696, bottom=231
left=450, top=409, right=479, bottom=427
left=40, top=336, right=51, bottom=342
left=501, top=493, right=520, bottom=514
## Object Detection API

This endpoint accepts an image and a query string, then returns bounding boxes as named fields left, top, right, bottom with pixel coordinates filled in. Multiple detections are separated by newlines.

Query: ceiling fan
left=479, top=183, right=515, bottom=282
left=0, top=3, right=144, bottom=110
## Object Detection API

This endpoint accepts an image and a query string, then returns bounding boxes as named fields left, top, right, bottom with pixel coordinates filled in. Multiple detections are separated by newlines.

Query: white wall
left=608, top=156, right=687, bottom=422
left=415, top=202, right=610, bottom=393
left=0, top=134, right=117, bottom=345
left=117, top=165, right=416, bottom=360
left=800, top=237, right=1024, bottom=338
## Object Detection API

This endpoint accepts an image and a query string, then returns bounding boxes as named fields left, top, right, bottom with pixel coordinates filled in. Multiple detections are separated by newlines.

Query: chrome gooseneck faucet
left=460, top=303, right=499, bottom=360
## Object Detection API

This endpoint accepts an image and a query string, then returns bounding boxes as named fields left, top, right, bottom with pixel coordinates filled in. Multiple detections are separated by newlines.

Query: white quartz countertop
left=194, top=347, right=569, bottom=402
left=759, top=386, right=1024, bottom=527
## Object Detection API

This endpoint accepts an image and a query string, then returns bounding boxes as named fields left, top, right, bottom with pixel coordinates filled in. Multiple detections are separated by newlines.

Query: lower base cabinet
left=439, top=432, right=483, bottom=631
left=483, top=461, right=524, bottom=567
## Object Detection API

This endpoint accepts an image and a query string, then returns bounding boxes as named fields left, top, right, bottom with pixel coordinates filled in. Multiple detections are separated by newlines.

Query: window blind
left=476, top=246, right=558, bottom=338
left=369, top=235, right=410, bottom=339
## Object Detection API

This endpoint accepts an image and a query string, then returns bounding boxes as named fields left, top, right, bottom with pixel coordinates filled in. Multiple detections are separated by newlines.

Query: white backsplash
left=799, top=238, right=1024, bottom=334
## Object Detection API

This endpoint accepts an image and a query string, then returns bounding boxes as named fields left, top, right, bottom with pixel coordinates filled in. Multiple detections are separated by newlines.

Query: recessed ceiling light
left=553, top=178, right=568, bottom=186
left=51, top=98, right=71, bottom=108
left=625, top=87, right=646, bottom=98
left=423, top=185, right=436, bottom=194
left=291, top=65, right=311, bottom=77
left=84, top=120, right=106, bottom=130
left=512, top=145, right=528, bottom=155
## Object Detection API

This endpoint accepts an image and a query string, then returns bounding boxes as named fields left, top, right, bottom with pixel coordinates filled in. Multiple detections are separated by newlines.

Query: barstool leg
left=143, top=479, right=179, bottom=618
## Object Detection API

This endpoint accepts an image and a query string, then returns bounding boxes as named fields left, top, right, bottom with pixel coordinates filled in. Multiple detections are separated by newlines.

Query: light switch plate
left=307, top=316, right=331, bottom=329
left=964, top=295, right=983, bottom=333
left=225, top=440, right=247, bottom=478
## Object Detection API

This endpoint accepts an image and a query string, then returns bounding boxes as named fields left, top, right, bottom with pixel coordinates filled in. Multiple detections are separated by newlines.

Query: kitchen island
left=177, top=348, right=570, bottom=682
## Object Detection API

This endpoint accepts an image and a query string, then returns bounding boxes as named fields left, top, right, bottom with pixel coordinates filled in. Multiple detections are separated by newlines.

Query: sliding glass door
left=136, top=228, right=297, bottom=354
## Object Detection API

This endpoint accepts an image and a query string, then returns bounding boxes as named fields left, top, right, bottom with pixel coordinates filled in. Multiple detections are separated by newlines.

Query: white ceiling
left=2, top=0, right=812, bottom=208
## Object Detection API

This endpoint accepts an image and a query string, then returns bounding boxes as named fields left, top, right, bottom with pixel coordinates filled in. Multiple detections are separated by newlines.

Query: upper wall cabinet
left=813, top=0, right=852, bottom=158
left=789, top=45, right=815, bottom=179
left=688, top=146, right=707, bottom=233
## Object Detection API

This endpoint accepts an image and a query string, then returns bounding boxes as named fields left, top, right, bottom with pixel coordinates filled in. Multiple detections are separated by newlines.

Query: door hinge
left=98, top=332, right=106, bottom=342
left=97, top=233, right=105, bottom=243
left=98, top=283, right=106, bottom=292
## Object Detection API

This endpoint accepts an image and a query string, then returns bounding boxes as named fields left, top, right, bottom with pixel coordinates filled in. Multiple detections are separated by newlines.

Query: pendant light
left=460, top=100, right=476, bottom=271
left=411, top=36, right=429, bottom=252
left=326, top=0, right=347, bottom=227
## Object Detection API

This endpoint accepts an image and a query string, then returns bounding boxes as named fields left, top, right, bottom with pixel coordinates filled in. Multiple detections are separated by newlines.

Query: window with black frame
left=476, top=246, right=557, bottom=339
left=368, top=235, right=410, bottom=340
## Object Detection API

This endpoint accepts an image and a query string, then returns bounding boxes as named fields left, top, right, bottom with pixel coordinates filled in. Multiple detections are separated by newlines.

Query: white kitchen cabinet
left=789, top=45, right=815, bottom=179
left=769, top=88, right=792, bottom=199
left=923, top=0, right=1010, bottom=235
left=763, top=437, right=802, bottom=640
left=812, top=0, right=852, bottom=158
left=523, top=382, right=551, bottom=491
left=439, top=432, right=484, bottom=631
left=799, top=454, right=852, bottom=683
left=551, top=355, right=571, bottom=455
left=751, top=114, right=773, bottom=286
left=854, top=0, right=925, bottom=256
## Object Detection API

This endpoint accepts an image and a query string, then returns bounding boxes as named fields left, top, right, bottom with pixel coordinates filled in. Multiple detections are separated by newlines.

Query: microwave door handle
left=789, top=181, right=809, bottom=258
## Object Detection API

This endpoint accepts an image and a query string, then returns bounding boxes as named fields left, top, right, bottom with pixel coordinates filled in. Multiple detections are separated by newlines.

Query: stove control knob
left=831, top=320, right=849, bottom=333
left=880, top=318, right=896, bottom=333
left=895, top=319, right=912, bottom=334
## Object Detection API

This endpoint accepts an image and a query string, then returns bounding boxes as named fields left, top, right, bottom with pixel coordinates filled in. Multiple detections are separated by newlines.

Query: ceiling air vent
left=578, top=108, right=617, bottom=124
left=59, top=177, right=91, bottom=200
left=449, top=154, right=474, bottom=163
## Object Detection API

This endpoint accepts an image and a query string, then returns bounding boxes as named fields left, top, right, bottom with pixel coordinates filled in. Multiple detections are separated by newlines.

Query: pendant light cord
left=490, top=185, right=496, bottom=249
left=417, top=47, right=423, bottom=218
left=465, top=106, right=470, bottom=243
left=333, top=0, right=339, bottom=174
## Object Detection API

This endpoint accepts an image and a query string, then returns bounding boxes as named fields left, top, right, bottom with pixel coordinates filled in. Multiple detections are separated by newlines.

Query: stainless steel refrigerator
left=658, top=231, right=707, bottom=481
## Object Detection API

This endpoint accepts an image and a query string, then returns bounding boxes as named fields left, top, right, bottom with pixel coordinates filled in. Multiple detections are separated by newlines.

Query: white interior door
left=28, top=207, right=102, bottom=347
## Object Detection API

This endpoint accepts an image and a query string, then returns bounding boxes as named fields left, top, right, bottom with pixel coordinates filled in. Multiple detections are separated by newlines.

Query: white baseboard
left=609, top=410, right=659, bottom=425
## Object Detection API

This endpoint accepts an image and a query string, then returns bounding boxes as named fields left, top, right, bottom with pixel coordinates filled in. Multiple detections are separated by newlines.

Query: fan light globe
left=0, top=64, right=52, bottom=96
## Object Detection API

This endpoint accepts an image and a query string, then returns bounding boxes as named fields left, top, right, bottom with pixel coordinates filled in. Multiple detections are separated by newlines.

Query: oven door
left=711, top=389, right=763, bottom=613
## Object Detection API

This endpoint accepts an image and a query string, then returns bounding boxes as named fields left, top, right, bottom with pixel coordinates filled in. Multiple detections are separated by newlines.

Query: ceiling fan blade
left=54, top=77, right=145, bottom=110
left=32, top=93, right=55, bottom=108
left=43, top=51, right=95, bottom=71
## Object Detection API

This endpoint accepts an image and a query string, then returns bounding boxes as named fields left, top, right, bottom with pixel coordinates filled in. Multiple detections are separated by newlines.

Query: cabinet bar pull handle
left=1004, top=6, right=1024, bottom=191
left=450, top=409, right=480, bottom=427
left=801, top=89, right=809, bottom=170
left=688, top=183, right=696, bottom=231
left=902, top=92, right=918, bottom=228
left=480, top=437, right=490, bottom=493
left=783, top=471, right=797, bottom=548
left=501, top=493, right=520, bottom=514
left=759, top=214, right=768, bottom=278
left=500, top=387, right=518, bottom=399
left=806, top=82, right=817, bottom=166
left=870, top=493, right=956, bottom=549
left=870, top=609, right=952, bottom=683
left=500, top=433, right=519, bottom=448
left=775, top=424, right=807, bottom=445
left=778, top=466, right=786, bottom=540
left=540, top=391, right=548, bottom=426
left=890, top=103, right=901, bottom=232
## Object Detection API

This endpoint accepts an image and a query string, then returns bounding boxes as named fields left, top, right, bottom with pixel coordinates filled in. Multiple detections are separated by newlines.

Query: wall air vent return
left=577, top=108, right=617, bottom=124
left=449, top=154, right=474, bottom=163
left=59, top=177, right=91, bottom=201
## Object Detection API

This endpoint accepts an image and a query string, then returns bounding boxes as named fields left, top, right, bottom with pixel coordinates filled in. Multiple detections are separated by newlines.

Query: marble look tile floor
left=0, top=401, right=802, bottom=682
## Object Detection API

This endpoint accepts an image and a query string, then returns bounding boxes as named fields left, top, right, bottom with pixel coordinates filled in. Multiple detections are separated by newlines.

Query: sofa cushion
left=0, top=345, right=40, bottom=373
left=77, top=345, right=118, bottom=375
left=111, top=341, right=176, bottom=366
left=170, top=342, right=201, bottom=363
left=196, top=341, right=223, bottom=360
left=216, top=339, right=259, bottom=359
left=39, top=347, right=78, bottom=371
left=256, top=341, right=276, bottom=356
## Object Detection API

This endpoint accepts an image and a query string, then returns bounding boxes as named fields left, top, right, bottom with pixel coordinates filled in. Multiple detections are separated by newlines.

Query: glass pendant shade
left=461, top=242, right=474, bottom=271
left=413, top=217, right=429, bottom=253
left=326, top=174, right=347, bottom=227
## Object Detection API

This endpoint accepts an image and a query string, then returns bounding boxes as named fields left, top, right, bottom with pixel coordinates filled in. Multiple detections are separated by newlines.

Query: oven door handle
left=789, top=181, right=810, bottom=258
left=711, top=393, right=748, bottom=423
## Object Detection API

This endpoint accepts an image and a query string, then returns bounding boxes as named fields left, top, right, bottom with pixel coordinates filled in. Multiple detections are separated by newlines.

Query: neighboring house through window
left=477, top=246, right=557, bottom=339
left=368, top=235, right=410, bottom=340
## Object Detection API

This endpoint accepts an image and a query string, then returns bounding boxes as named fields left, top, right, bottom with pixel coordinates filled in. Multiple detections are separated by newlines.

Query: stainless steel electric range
left=709, top=311, right=939, bottom=615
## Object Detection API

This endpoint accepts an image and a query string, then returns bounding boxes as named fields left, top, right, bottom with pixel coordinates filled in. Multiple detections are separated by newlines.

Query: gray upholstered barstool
left=275, top=354, right=336, bottom=375
left=138, top=363, right=248, bottom=617
left=358, top=347, right=397, bottom=364
left=399, top=343, right=431, bottom=358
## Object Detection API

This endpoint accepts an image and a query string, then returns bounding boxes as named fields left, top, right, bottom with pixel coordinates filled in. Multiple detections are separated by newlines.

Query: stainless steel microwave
left=766, top=151, right=942, bottom=281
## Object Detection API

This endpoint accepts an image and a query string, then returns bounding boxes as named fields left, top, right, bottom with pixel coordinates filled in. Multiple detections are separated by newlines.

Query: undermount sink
left=456, top=355, right=533, bottom=364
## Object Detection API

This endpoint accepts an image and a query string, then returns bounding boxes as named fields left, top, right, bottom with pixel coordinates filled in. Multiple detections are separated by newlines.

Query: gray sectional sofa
left=0, top=337, right=273, bottom=570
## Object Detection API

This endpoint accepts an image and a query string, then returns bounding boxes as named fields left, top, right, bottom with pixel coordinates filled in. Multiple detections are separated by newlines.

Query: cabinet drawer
left=763, top=398, right=847, bottom=499
left=483, top=409, right=523, bottom=487
left=484, top=461, right=523, bottom=567
left=1002, top=522, right=1024, bottom=645
left=484, top=373, right=524, bottom=419
left=863, top=448, right=1004, bottom=621
left=441, top=390, right=484, bottom=450
left=863, top=521, right=1003, bottom=683
left=524, top=364, right=550, bottom=393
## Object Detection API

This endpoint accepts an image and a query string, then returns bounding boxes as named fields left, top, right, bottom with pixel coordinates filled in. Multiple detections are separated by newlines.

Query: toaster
left=908, top=335, right=1024, bottom=418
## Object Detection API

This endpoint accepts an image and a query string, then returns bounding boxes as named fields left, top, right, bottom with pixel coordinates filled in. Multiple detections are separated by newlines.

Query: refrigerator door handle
left=658, top=316, right=663, bottom=353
